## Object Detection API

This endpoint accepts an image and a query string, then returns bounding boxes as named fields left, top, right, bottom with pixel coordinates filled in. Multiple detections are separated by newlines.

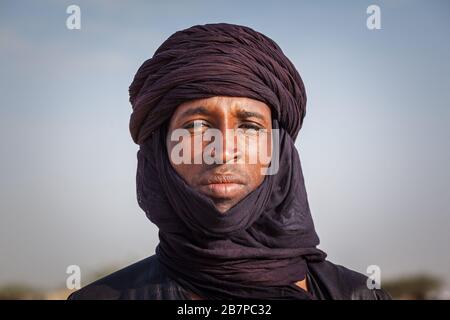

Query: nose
left=211, top=128, right=241, bottom=164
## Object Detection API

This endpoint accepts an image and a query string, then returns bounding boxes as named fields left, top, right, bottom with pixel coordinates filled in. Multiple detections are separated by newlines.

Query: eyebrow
left=234, top=108, right=266, bottom=121
left=179, top=106, right=211, bottom=118
left=179, top=105, right=266, bottom=121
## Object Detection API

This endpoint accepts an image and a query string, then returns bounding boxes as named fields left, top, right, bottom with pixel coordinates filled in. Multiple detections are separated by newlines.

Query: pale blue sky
left=1, top=0, right=449, bottom=290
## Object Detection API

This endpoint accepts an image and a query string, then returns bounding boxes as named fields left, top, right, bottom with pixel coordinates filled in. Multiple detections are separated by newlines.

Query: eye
left=239, top=123, right=263, bottom=131
left=183, top=120, right=210, bottom=129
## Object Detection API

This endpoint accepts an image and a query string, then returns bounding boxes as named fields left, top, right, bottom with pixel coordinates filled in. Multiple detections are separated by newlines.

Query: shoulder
left=67, top=255, right=187, bottom=300
left=307, top=260, right=392, bottom=300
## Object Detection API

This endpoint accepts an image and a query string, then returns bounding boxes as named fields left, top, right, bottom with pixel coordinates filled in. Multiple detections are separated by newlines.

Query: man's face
left=166, top=96, right=273, bottom=214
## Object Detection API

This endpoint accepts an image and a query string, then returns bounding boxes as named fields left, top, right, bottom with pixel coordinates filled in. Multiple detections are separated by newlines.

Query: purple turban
left=129, top=23, right=307, bottom=144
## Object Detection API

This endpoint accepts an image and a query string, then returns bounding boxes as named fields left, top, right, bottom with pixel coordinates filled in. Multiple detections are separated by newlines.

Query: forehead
left=171, top=96, right=272, bottom=120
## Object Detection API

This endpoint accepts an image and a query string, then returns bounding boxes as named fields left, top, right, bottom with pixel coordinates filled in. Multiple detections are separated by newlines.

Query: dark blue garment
left=68, top=255, right=391, bottom=300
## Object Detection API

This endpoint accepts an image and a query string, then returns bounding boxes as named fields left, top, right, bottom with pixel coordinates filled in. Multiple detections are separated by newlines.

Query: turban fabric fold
left=130, top=23, right=326, bottom=299
left=129, top=23, right=307, bottom=145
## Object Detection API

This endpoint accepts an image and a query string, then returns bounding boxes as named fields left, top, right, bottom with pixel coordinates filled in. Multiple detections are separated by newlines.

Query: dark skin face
left=166, top=96, right=308, bottom=297
left=166, top=96, right=272, bottom=214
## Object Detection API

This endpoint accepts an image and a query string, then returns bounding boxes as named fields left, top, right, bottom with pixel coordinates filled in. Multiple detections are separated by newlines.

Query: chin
left=211, top=199, right=237, bottom=214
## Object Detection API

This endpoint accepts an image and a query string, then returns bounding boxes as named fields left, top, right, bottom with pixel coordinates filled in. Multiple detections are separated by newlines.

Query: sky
left=1, top=0, right=449, bottom=291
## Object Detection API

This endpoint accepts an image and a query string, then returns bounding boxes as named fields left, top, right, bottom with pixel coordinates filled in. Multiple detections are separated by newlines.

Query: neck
left=295, top=278, right=308, bottom=291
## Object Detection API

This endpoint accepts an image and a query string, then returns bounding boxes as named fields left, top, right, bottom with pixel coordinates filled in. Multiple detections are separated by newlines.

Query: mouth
left=198, top=174, right=245, bottom=199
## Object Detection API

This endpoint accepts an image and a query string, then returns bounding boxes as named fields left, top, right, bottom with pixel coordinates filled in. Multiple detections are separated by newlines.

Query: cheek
left=167, top=138, right=205, bottom=186
left=172, top=164, right=200, bottom=185
left=239, top=134, right=272, bottom=189
left=247, top=164, right=266, bottom=188
left=239, top=133, right=272, bottom=169
left=167, top=133, right=207, bottom=163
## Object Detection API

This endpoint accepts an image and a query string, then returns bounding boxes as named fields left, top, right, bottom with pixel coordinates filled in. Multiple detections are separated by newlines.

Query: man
left=68, top=23, right=391, bottom=300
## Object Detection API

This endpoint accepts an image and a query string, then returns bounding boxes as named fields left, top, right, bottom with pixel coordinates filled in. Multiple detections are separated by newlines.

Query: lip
left=198, top=174, right=245, bottom=199
left=202, top=174, right=244, bottom=185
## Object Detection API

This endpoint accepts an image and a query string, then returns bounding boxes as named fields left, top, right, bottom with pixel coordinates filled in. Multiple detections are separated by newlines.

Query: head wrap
left=130, top=23, right=326, bottom=299
left=129, top=23, right=307, bottom=144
